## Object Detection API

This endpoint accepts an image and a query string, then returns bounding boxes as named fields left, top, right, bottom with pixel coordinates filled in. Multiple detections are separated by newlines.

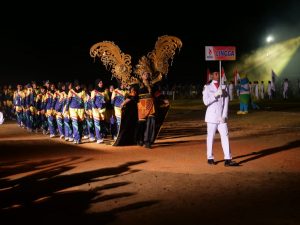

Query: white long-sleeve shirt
left=202, top=81, right=229, bottom=124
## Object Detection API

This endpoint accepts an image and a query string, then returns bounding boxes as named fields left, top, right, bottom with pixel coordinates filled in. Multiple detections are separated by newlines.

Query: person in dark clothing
left=136, top=71, right=156, bottom=149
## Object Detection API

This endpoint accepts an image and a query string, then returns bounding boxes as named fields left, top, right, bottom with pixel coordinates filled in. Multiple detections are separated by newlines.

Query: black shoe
left=207, top=159, right=216, bottom=165
left=137, top=141, right=144, bottom=146
left=145, top=142, right=152, bottom=149
left=224, top=160, right=239, bottom=167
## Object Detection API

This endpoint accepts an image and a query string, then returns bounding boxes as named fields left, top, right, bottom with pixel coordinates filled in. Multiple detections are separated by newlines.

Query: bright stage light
left=229, top=36, right=300, bottom=82
left=266, top=35, right=274, bottom=43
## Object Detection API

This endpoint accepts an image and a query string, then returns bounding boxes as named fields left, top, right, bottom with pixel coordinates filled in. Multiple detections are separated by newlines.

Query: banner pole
left=219, top=60, right=222, bottom=85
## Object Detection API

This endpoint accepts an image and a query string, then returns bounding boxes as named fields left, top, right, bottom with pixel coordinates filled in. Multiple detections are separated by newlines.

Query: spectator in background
left=260, top=81, right=265, bottom=99
left=267, top=81, right=272, bottom=100
left=283, top=78, right=289, bottom=99
left=254, top=81, right=259, bottom=100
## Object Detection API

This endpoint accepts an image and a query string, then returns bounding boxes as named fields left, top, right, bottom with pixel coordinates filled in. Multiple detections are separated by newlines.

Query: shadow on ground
left=0, top=159, right=159, bottom=225
left=235, top=139, right=300, bottom=165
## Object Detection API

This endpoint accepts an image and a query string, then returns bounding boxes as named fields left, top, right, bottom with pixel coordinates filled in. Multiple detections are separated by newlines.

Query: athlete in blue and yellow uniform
left=13, top=84, right=25, bottom=127
left=63, top=82, right=73, bottom=142
left=31, top=81, right=40, bottom=132
left=45, top=83, right=56, bottom=137
left=84, top=85, right=95, bottom=142
left=35, top=85, right=47, bottom=133
left=53, top=83, right=67, bottom=139
left=24, top=84, right=36, bottom=132
left=4, top=85, right=14, bottom=120
left=91, top=79, right=107, bottom=144
left=66, top=80, right=86, bottom=144
left=111, top=82, right=127, bottom=139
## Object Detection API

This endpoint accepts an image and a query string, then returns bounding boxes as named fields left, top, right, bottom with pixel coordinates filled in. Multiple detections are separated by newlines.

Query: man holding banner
left=204, top=46, right=238, bottom=166
left=202, top=71, right=239, bottom=166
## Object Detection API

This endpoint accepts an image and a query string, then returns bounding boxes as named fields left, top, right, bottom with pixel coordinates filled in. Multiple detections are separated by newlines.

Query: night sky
left=1, top=1, right=300, bottom=87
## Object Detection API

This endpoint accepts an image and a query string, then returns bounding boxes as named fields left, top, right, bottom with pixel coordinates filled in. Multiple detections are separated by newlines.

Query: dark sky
left=1, top=1, right=300, bottom=87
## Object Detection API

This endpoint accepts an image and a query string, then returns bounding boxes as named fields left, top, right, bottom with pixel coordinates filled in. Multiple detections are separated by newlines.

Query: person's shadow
left=0, top=159, right=159, bottom=225
left=233, top=140, right=300, bottom=165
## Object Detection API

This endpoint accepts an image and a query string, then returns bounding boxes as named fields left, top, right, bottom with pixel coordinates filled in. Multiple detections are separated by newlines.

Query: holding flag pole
left=203, top=46, right=239, bottom=167
left=219, top=60, right=222, bottom=85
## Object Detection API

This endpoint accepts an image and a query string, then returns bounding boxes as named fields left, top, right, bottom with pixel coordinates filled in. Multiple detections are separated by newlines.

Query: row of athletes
left=13, top=79, right=127, bottom=144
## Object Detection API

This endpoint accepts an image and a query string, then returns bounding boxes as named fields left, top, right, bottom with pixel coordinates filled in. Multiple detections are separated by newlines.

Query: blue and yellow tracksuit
left=66, top=88, right=86, bottom=142
left=4, top=88, right=14, bottom=119
left=91, top=89, right=107, bottom=141
left=63, top=92, right=73, bottom=141
left=13, top=90, right=25, bottom=126
left=84, top=93, right=95, bottom=140
left=35, top=91, right=47, bottom=132
left=25, top=88, right=36, bottom=131
left=44, top=91, right=56, bottom=135
left=111, top=88, right=126, bottom=137
left=53, top=90, right=66, bottom=137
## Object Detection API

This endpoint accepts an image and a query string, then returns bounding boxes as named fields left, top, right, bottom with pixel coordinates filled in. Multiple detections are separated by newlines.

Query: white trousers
left=0, top=112, right=4, bottom=125
left=206, top=122, right=231, bottom=160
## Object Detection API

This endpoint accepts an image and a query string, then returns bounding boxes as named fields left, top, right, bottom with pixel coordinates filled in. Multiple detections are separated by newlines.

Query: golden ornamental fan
left=146, top=35, right=182, bottom=80
left=90, top=35, right=182, bottom=86
left=90, top=41, right=138, bottom=85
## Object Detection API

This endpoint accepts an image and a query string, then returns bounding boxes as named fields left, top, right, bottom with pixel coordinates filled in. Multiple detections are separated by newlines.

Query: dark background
left=1, top=1, right=299, bottom=87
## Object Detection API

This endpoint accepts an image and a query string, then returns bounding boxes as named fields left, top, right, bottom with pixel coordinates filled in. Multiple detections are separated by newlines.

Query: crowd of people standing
left=0, top=79, right=127, bottom=144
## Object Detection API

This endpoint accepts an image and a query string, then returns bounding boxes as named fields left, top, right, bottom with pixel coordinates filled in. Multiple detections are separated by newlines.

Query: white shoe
left=73, top=140, right=81, bottom=144
left=82, top=135, right=89, bottom=140
left=65, top=137, right=69, bottom=141
left=89, top=137, right=96, bottom=142
left=68, top=138, right=74, bottom=142
left=96, top=139, right=104, bottom=144
left=50, top=134, right=55, bottom=138
left=60, top=135, right=64, bottom=139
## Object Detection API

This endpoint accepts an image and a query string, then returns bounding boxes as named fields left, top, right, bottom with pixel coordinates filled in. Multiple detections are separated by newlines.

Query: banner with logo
left=205, top=46, right=236, bottom=61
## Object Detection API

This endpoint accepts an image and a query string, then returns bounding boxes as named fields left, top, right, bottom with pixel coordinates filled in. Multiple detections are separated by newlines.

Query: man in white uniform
left=202, top=72, right=238, bottom=166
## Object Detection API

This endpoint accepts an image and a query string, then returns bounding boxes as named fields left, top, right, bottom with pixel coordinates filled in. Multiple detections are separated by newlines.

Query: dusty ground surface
left=1, top=99, right=300, bottom=225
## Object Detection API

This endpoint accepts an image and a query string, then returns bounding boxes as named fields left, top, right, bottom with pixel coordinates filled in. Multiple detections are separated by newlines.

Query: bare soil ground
left=1, top=99, right=300, bottom=225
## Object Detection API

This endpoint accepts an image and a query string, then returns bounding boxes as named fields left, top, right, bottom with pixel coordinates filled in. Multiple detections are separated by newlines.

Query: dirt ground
left=1, top=99, right=300, bottom=225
